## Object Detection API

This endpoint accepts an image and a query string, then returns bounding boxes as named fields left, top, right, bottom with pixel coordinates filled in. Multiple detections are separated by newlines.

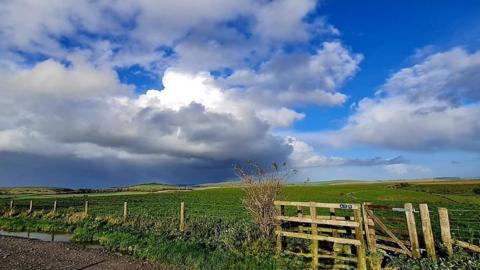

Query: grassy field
left=2, top=180, right=480, bottom=218
left=1, top=179, right=479, bottom=269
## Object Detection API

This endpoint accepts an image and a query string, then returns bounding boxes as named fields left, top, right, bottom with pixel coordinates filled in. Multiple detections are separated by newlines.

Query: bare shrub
left=234, top=161, right=296, bottom=237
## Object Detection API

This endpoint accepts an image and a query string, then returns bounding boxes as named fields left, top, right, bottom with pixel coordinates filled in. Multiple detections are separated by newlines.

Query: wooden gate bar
left=274, top=201, right=359, bottom=210
left=376, top=244, right=410, bottom=255
left=275, top=215, right=359, bottom=227
left=375, top=235, right=411, bottom=246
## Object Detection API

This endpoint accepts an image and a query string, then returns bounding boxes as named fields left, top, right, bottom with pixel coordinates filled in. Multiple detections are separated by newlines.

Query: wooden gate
left=274, top=201, right=366, bottom=270
left=362, top=203, right=415, bottom=257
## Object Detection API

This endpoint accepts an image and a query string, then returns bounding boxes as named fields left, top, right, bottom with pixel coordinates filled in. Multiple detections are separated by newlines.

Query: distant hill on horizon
left=1, top=177, right=479, bottom=193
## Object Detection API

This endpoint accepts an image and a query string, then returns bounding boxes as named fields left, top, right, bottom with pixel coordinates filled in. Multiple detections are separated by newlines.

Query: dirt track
left=0, top=236, right=173, bottom=270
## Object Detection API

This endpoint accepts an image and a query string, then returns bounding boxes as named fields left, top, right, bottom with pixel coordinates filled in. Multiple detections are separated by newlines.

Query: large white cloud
left=0, top=62, right=291, bottom=163
left=0, top=0, right=394, bottom=185
left=317, top=47, right=480, bottom=151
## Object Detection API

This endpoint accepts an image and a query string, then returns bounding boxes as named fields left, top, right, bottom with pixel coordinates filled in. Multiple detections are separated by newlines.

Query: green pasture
left=2, top=181, right=480, bottom=214
left=1, top=180, right=479, bottom=269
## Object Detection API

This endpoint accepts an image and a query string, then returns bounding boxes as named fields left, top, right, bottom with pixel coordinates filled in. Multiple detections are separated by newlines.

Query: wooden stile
left=438, top=208, right=453, bottom=256
left=404, top=203, right=420, bottom=258
left=419, top=204, right=436, bottom=260
left=310, top=202, right=319, bottom=270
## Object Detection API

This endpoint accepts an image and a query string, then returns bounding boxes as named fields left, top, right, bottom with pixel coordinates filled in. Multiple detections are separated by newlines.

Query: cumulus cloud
left=253, top=0, right=316, bottom=41
left=0, top=64, right=291, bottom=160
left=318, top=47, right=480, bottom=152
left=0, top=57, right=131, bottom=98
left=0, top=0, right=387, bottom=186
left=221, top=42, right=362, bottom=107
left=286, top=137, right=407, bottom=168
left=380, top=47, right=480, bottom=103
left=383, top=164, right=429, bottom=176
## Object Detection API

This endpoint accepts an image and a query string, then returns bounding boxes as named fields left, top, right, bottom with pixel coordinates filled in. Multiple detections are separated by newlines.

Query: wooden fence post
left=310, top=202, right=318, bottom=270
left=354, top=208, right=367, bottom=270
left=419, top=204, right=436, bottom=260
left=276, top=204, right=284, bottom=256
left=405, top=203, right=420, bottom=258
left=28, top=200, right=33, bottom=213
left=123, top=201, right=128, bottom=221
left=438, top=208, right=453, bottom=256
left=179, top=202, right=185, bottom=231
left=53, top=201, right=57, bottom=214
left=84, top=200, right=89, bottom=216
left=9, top=200, right=13, bottom=213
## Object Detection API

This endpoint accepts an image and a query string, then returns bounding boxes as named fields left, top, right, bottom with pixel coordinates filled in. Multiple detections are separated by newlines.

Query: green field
left=2, top=180, right=480, bottom=221
left=1, top=180, right=479, bottom=269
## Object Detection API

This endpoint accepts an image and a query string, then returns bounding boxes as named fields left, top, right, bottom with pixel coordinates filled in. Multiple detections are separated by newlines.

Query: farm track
left=0, top=236, right=174, bottom=270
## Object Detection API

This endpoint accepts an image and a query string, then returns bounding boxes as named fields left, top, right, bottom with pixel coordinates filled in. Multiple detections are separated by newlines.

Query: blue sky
left=0, top=0, right=479, bottom=187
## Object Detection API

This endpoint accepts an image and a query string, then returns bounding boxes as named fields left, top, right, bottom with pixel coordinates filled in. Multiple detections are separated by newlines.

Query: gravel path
left=0, top=236, right=174, bottom=270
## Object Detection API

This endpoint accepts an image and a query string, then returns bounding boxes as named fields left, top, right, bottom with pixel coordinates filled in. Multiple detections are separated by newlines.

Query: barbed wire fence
left=0, top=197, right=253, bottom=232
left=1, top=197, right=479, bottom=254
left=447, top=209, right=480, bottom=246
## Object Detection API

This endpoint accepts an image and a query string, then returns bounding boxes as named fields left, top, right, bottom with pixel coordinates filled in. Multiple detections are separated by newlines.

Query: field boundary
left=274, top=200, right=480, bottom=269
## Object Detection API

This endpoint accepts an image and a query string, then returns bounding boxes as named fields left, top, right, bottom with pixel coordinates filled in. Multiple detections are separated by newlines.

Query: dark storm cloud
left=0, top=151, right=277, bottom=188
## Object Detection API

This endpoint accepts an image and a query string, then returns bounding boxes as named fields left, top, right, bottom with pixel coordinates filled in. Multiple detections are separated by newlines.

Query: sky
left=0, top=0, right=479, bottom=187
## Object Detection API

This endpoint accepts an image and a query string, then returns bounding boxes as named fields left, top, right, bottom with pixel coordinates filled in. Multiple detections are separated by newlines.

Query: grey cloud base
left=0, top=151, right=241, bottom=188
